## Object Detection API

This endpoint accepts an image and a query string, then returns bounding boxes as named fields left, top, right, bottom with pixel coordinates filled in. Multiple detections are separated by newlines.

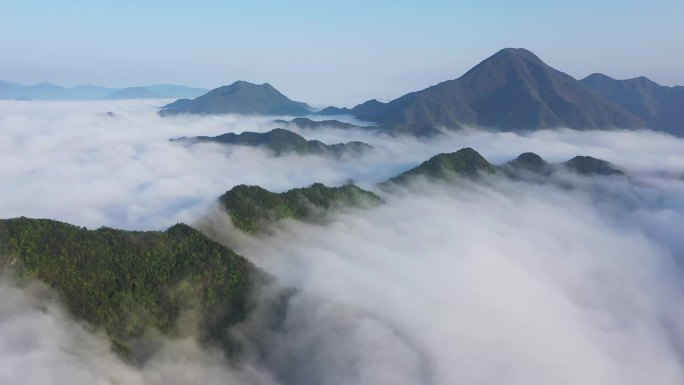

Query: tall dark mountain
left=581, top=73, right=684, bottom=136
left=327, top=48, right=645, bottom=135
left=160, top=81, right=312, bottom=116
left=173, top=128, right=372, bottom=157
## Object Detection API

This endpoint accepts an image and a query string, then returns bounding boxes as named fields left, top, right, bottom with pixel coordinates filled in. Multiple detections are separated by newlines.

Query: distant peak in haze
left=581, top=73, right=684, bottom=135
left=582, top=73, right=662, bottom=88
left=0, top=81, right=208, bottom=100
left=213, top=81, right=279, bottom=96
left=35, top=81, right=59, bottom=87
left=160, top=81, right=312, bottom=116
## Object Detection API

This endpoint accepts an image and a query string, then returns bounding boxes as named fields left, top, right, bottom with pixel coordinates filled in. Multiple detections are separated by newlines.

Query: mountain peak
left=503, top=152, right=553, bottom=175
left=221, top=81, right=269, bottom=92
left=583, top=73, right=613, bottom=82
left=229, top=80, right=271, bottom=88
left=491, top=47, right=543, bottom=62
left=582, top=73, right=660, bottom=87
left=469, top=47, right=547, bottom=75
left=160, top=81, right=312, bottom=116
left=389, top=147, right=496, bottom=183
left=34, top=81, right=62, bottom=89
left=343, top=47, right=644, bottom=133
left=563, top=156, right=624, bottom=176
left=580, top=73, right=683, bottom=135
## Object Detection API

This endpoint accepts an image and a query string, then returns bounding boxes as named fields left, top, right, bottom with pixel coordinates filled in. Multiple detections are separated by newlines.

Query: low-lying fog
left=1, top=99, right=684, bottom=384
left=1, top=99, right=683, bottom=230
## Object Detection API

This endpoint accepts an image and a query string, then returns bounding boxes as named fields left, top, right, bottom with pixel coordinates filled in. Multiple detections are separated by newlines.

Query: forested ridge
left=0, top=217, right=261, bottom=358
left=220, top=183, right=382, bottom=233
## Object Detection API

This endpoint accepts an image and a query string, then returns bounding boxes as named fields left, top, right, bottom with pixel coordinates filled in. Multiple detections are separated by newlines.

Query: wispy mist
left=225, top=175, right=684, bottom=384
left=0, top=274, right=287, bottom=385
left=2, top=100, right=684, bottom=384
left=2, top=100, right=684, bottom=231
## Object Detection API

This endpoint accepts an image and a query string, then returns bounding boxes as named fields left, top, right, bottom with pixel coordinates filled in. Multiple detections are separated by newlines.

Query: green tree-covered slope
left=562, top=156, right=624, bottom=175
left=175, top=128, right=372, bottom=157
left=217, top=148, right=627, bottom=233
left=0, top=218, right=261, bottom=358
left=388, top=147, right=497, bottom=184
left=219, top=183, right=382, bottom=233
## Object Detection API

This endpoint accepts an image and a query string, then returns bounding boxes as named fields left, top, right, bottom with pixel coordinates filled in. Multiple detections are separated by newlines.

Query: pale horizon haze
left=1, top=0, right=682, bottom=106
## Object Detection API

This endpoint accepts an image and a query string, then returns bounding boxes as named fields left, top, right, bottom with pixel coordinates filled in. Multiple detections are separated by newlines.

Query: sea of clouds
left=1, top=99, right=684, bottom=384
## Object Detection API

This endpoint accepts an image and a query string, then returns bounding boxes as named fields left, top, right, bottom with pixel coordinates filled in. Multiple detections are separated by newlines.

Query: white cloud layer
left=228, top=175, right=684, bottom=385
left=1, top=100, right=684, bottom=230
left=1, top=100, right=684, bottom=384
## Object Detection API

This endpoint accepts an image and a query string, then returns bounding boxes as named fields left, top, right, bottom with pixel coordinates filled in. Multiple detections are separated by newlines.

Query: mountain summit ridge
left=329, top=47, right=645, bottom=134
left=160, top=81, right=312, bottom=116
left=580, top=73, right=684, bottom=136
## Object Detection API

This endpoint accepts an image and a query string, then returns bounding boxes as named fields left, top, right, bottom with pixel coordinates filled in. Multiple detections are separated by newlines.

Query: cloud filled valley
left=2, top=99, right=684, bottom=384
left=2, top=99, right=683, bottom=230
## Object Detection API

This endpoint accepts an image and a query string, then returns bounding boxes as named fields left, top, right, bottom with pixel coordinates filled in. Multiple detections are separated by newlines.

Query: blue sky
left=1, top=0, right=682, bottom=106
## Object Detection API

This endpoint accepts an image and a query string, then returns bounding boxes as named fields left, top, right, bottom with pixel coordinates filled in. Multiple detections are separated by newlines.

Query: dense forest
left=219, top=183, right=382, bottom=233
left=0, top=148, right=627, bottom=362
left=0, top=217, right=263, bottom=360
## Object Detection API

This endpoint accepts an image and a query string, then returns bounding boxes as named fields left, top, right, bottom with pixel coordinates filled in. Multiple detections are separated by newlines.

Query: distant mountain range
left=319, top=49, right=650, bottom=135
left=10, top=47, right=679, bottom=136
left=580, top=73, right=684, bottom=136
left=0, top=80, right=208, bottom=100
left=172, top=128, right=372, bottom=157
left=159, top=81, right=312, bottom=116
left=156, top=48, right=681, bottom=136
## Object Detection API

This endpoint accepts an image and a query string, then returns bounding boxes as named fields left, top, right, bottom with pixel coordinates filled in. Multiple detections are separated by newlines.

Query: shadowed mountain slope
left=160, top=81, right=312, bottom=116
left=0, top=217, right=261, bottom=360
left=581, top=73, right=684, bottom=136
left=321, top=48, right=646, bottom=135
left=562, top=155, right=624, bottom=176
left=219, top=183, right=382, bottom=233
